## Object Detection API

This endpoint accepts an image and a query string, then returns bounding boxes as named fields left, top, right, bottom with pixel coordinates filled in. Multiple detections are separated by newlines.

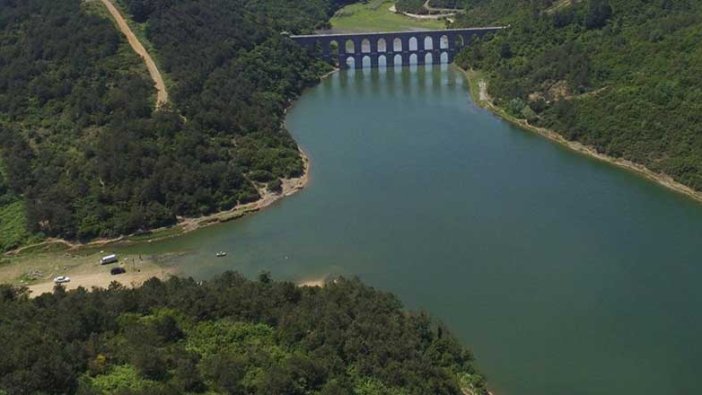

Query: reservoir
left=124, top=65, right=702, bottom=394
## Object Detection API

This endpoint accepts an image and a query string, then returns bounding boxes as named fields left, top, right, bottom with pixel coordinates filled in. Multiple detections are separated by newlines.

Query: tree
left=0, top=273, right=488, bottom=394
left=585, top=0, right=613, bottom=29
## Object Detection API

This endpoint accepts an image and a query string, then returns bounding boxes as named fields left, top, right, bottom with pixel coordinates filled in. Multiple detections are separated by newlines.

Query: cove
left=120, top=65, right=702, bottom=394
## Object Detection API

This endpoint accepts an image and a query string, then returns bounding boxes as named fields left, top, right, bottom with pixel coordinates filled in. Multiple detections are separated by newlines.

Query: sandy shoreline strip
left=27, top=266, right=176, bottom=297
left=297, top=274, right=344, bottom=288
left=297, top=278, right=327, bottom=287
left=461, top=67, right=702, bottom=205
left=178, top=148, right=311, bottom=232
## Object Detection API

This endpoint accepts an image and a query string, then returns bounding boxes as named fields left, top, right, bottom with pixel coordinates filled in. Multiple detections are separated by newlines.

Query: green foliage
left=455, top=0, right=702, bottom=190
left=0, top=200, right=37, bottom=252
left=429, top=0, right=471, bottom=8
left=268, top=179, right=283, bottom=194
left=0, top=0, right=352, bottom=248
left=354, top=377, right=405, bottom=394
left=584, top=0, right=613, bottom=29
left=83, top=365, right=154, bottom=393
left=0, top=273, right=489, bottom=394
left=186, top=320, right=281, bottom=357
left=396, top=0, right=427, bottom=14
left=506, top=97, right=527, bottom=117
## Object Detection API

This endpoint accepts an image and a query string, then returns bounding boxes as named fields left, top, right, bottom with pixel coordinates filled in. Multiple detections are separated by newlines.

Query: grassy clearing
left=11, top=241, right=71, bottom=256
left=331, top=0, right=446, bottom=32
left=125, top=225, right=184, bottom=242
left=0, top=200, right=40, bottom=252
left=463, top=68, right=484, bottom=104
left=461, top=67, right=517, bottom=121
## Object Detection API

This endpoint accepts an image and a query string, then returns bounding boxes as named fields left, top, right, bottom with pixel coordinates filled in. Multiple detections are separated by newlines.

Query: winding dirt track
left=99, top=0, right=168, bottom=108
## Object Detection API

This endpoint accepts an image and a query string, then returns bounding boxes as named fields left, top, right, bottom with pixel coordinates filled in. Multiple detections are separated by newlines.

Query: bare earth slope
left=99, top=0, right=168, bottom=108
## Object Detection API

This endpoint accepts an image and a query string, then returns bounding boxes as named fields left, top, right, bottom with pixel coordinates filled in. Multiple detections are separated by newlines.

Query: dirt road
left=100, top=0, right=168, bottom=108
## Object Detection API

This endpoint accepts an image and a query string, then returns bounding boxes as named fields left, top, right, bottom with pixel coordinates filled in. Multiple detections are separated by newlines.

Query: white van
left=100, top=254, right=118, bottom=265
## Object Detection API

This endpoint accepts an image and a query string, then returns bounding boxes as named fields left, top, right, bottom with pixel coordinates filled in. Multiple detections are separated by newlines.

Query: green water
left=122, top=65, right=702, bottom=394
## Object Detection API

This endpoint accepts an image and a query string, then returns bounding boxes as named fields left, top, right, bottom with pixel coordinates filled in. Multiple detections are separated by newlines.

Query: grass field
left=0, top=200, right=38, bottom=252
left=330, top=0, right=446, bottom=32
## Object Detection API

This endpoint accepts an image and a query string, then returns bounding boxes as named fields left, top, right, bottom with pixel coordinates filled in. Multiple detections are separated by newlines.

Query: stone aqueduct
left=290, top=27, right=505, bottom=69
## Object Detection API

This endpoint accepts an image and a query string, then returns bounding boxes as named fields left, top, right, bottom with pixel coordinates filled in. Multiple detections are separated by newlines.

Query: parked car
left=110, top=267, right=126, bottom=275
left=53, top=276, right=70, bottom=284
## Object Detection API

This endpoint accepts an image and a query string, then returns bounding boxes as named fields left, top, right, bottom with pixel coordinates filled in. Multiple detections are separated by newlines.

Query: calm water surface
left=122, top=66, right=702, bottom=395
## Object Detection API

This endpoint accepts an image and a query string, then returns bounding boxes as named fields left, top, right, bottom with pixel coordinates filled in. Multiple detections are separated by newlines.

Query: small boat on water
left=216, top=251, right=227, bottom=257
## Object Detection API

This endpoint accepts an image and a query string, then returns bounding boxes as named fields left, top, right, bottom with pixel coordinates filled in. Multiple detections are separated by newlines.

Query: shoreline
left=459, top=67, right=702, bottom=205
left=5, top=68, right=340, bottom=257
left=2, top=150, right=309, bottom=295
left=2, top=69, right=336, bottom=293
left=5, top=148, right=311, bottom=256
left=178, top=147, right=311, bottom=233
left=174, top=67, right=344, bottom=235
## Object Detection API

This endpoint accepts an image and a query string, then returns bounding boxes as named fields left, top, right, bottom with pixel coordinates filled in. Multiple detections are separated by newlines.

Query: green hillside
left=454, top=0, right=702, bottom=191
left=0, top=0, right=353, bottom=249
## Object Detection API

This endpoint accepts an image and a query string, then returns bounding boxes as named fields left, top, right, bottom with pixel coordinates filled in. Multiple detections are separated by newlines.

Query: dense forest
left=454, top=0, right=702, bottom=191
left=0, top=273, right=488, bottom=394
left=0, top=0, right=352, bottom=251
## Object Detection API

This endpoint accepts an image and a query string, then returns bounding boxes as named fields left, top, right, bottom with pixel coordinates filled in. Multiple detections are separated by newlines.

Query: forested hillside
left=454, top=0, right=702, bottom=191
left=0, top=0, right=349, bottom=250
left=0, top=273, right=488, bottom=394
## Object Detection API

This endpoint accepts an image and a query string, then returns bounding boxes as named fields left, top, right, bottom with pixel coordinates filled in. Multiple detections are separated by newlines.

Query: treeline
left=0, top=273, right=488, bottom=394
left=396, top=0, right=470, bottom=13
left=428, top=0, right=471, bottom=9
left=0, top=0, right=351, bottom=248
left=455, top=0, right=702, bottom=190
left=396, top=0, right=427, bottom=14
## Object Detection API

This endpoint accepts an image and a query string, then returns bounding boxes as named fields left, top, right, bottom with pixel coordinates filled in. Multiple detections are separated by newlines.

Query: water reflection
left=339, top=63, right=453, bottom=96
